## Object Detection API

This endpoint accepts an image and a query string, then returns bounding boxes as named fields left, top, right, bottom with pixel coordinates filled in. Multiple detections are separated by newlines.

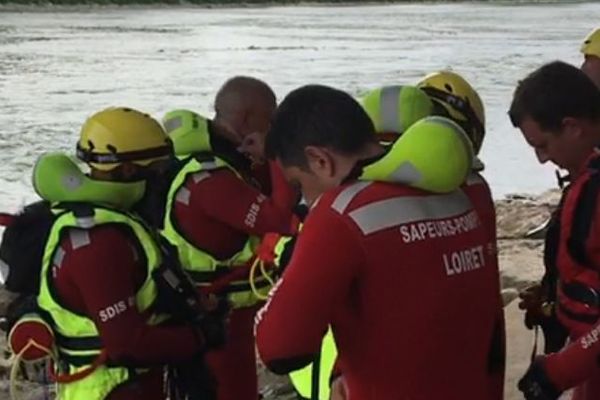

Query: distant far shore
left=0, top=0, right=590, bottom=11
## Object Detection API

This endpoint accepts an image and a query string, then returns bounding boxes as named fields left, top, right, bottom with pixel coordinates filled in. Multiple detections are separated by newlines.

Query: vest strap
left=557, top=303, right=599, bottom=324
left=561, top=281, right=600, bottom=308
left=55, top=331, right=102, bottom=352
left=567, top=159, right=600, bottom=269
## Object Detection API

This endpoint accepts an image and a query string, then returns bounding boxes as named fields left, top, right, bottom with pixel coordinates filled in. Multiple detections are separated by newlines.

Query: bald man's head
left=213, top=76, right=276, bottom=144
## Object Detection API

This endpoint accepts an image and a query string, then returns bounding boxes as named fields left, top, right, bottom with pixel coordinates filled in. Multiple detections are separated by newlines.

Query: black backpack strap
left=58, top=202, right=95, bottom=219
left=567, top=157, right=600, bottom=269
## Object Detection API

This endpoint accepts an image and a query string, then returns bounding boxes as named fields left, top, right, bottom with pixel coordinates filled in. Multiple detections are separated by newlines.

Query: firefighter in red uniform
left=511, top=61, right=600, bottom=400
left=157, top=76, right=298, bottom=400
left=255, top=84, right=503, bottom=399
left=1, top=107, right=225, bottom=400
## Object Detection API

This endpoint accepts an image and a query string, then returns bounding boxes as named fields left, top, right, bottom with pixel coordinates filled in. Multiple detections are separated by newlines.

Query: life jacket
left=0, top=153, right=213, bottom=400
left=161, top=154, right=270, bottom=308
left=553, top=151, right=600, bottom=338
left=161, top=110, right=271, bottom=309
left=0, top=201, right=165, bottom=400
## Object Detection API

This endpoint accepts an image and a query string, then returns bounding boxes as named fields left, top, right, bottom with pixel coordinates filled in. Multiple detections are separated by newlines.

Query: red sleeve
left=254, top=204, right=363, bottom=374
left=188, top=163, right=296, bottom=236
left=61, top=226, right=202, bottom=365
left=544, top=322, right=600, bottom=390
left=544, top=199, right=600, bottom=390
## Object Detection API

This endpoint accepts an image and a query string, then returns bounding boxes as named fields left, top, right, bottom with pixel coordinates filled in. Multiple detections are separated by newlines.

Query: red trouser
left=205, top=305, right=260, bottom=400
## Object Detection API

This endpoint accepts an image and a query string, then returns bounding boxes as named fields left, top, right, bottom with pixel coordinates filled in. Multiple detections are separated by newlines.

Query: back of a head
left=509, top=61, right=600, bottom=130
left=265, top=85, right=376, bottom=167
left=214, top=76, right=276, bottom=119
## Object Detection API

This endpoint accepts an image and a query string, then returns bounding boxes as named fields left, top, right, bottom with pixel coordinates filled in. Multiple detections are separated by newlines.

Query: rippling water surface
left=1, top=2, right=599, bottom=210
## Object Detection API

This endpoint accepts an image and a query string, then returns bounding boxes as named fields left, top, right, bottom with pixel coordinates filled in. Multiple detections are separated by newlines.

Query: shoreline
left=0, top=0, right=591, bottom=12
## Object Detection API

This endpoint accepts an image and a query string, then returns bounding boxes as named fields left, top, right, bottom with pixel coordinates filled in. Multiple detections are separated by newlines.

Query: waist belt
left=55, top=331, right=103, bottom=367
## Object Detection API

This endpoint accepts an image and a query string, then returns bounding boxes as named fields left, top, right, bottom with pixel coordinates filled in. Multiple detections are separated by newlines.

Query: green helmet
left=360, top=85, right=434, bottom=141
left=163, top=109, right=211, bottom=157
left=361, top=116, right=473, bottom=193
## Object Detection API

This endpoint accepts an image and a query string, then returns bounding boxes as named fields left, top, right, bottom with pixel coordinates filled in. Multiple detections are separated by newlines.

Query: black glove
left=166, top=358, right=217, bottom=400
left=518, top=357, right=562, bottom=400
left=195, top=295, right=229, bottom=350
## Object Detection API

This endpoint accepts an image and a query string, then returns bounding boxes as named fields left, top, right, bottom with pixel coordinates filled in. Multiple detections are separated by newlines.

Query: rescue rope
left=9, top=339, right=108, bottom=400
left=249, top=258, right=275, bottom=300
left=9, top=339, right=52, bottom=400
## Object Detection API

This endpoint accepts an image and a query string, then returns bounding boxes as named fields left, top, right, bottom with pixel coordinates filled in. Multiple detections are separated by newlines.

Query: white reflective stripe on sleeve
left=0, top=259, right=9, bottom=284
left=70, top=230, right=91, bottom=250
left=331, top=182, right=372, bottom=214
left=192, top=171, right=210, bottom=184
left=176, top=187, right=192, bottom=206
left=53, top=247, right=66, bottom=268
left=348, top=190, right=473, bottom=235
left=465, top=172, right=484, bottom=186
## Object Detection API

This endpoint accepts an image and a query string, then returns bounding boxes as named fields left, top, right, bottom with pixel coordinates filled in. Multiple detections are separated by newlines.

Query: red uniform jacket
left=255, top=179, right=502, bottom=399
left=543, top=152, right=600, bottom=400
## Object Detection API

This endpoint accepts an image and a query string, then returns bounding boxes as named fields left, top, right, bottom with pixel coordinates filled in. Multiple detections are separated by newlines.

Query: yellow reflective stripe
left=348, top=190, right=473, bottom=235
left=331, top=182, right=372, bottom=214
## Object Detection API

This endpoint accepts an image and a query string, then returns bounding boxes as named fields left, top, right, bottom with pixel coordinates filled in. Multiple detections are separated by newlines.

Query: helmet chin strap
left=555, top=169, right=571, bottom=189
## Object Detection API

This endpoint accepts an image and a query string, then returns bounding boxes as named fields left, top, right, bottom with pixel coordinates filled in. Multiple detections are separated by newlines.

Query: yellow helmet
left=581, top=28, right=600, bottom=58
left=416, top=71, right=485, bottom=154
left=77, top=107, right=172, bottom=171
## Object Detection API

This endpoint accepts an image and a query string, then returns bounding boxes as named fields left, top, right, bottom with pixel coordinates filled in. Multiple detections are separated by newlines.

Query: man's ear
left=561, top=117, right=584, bottom=138
left=304, top=146, right=335, bottom=178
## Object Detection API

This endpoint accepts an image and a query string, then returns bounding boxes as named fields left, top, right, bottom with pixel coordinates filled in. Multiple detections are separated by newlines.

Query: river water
left=0, top=2, right=599, bottom=210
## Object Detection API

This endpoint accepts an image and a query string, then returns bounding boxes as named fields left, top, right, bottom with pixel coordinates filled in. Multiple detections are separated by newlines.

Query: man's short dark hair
left=265, top=84, right=376, bottom=167
left=508, top=61, right=600, bottom=131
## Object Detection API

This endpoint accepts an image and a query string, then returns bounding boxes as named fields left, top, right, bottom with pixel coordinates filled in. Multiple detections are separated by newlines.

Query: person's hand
left=238, top=131, right=266, bottom=164
left=519, top=284, right=549, bottom=329
left=330, top=375, right=348, bottom=400
left=518, top=357, right=561, bottom=400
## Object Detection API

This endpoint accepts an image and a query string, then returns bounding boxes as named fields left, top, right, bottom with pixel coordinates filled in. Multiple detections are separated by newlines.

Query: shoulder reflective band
left=76, top=143, right=172, bottom=165
left=347, top=190, right=473, bottom=235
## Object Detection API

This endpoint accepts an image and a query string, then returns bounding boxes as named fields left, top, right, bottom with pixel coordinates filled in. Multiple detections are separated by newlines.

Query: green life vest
left=37, top=205, right=163, bottom=400
left=161, top=155, right=270, bottom=309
